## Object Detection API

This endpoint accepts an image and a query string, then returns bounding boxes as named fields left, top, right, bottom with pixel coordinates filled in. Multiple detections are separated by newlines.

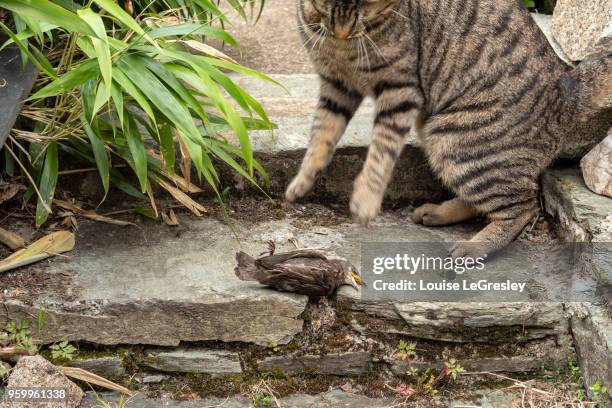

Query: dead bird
left=234, top=241, right=361, bottom=297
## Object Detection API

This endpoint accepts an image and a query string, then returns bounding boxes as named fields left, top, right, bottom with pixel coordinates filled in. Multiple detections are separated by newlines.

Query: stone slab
left=542, top=168, right=612, bottom=291
left=258, top=352, right=372, bottom=375
left=69, top=356, right=125, bottom=378
left=581, top=133, right=612, bottom=198
left=551, top=0, right=612, bottom=61
left=0, top=208, right=573, bottom=348
left=0, top=34, right=39, bottom=149
left=569, top=303, right=612, bottom=405
left=531, top=13, right=574, bottom=65
left=144, top=348, right=242, bottom=374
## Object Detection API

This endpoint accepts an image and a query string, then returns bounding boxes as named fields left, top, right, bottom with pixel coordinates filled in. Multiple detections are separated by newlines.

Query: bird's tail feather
left=235, top=251, right=258, bottom=281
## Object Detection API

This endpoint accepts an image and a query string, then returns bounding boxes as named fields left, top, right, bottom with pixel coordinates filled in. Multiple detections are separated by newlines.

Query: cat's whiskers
left=302, top=26, right=323, bottom=50
left=359, top=37, right=371, bottom=70
left=363, top=32, right=387, bottom=63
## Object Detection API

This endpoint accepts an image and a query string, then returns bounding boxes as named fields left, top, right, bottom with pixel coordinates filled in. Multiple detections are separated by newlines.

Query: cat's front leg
left=286, top=77, right=363, bottom=202
left=351, top=90, right=420, bottom=225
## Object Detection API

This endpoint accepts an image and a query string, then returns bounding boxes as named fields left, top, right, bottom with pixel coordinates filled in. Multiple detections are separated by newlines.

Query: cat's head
left=300, top=0, right=398, bottom=40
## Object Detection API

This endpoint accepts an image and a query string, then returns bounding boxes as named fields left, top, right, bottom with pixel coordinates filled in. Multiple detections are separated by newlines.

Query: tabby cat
left=285, top=0, right=611, bottom=258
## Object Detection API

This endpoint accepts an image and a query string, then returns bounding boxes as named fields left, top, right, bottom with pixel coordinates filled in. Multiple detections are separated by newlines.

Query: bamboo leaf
left=81, top=118, right=110, bottom=196
left=28, top=59, right=99, bottom=100
left=78, top=8, right=112, bottom=98
left=35, top=142, right=58, bottom=227
left=124, top=113, right=148, bottom=192
left=93, top=0, right=154, bottom=45
left=0, top=0, right=95, bottom=37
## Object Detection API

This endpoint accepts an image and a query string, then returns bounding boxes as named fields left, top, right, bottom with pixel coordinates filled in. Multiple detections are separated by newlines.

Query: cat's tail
left=560, top=49, right=612, bottom=122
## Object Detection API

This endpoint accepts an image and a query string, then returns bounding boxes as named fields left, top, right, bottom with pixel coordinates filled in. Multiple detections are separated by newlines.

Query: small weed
left=406, top=367, right=419, bottom=377
left=396, top=340, right=417, bottom=360
left=252, top=391, right=274, bottom=407
left=590, top=382, right=609, bottom=408
left=50, top=341, right=77, bottom=363
left=445, top=359, right=465, bottom=381
left=5, top=320, right=38, bottom=355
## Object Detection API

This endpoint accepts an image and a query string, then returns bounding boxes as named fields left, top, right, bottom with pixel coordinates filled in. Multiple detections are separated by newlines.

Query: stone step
left=79, top=388, right=519, bottom=408
left=542, top=167, right=612, bottom=403
left=0, top=201, right=571, bottom=349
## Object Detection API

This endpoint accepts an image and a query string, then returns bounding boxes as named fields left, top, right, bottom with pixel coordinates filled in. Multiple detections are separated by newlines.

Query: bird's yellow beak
left=351, top=271, right=363, bottom=286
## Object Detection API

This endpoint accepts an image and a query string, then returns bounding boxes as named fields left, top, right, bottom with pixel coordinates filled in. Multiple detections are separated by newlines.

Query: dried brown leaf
left=54, top=199, right=135, bottom=226
left=162, top=209, right=180, bottom=226
left=155, top=178, right=207, bottom=217
left=177, top=40, right=239, bottom=64
left=60, top=366, right=133, bottom=396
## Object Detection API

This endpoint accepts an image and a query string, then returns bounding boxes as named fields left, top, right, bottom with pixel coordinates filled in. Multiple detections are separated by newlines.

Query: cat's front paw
left=350, top=178, right=382, bottom=226
left=285, top=173, right=315, bottom=202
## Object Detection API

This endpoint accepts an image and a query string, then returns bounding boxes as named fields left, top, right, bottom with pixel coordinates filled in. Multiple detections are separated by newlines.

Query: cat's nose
left=334, top=25, right=351, bottom=39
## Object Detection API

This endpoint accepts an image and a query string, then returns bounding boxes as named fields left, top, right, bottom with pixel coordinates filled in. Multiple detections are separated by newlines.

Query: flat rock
left=542, top=168, right=612, bottom=293
left=389, top=337, right=568, bottom=375
left=258, top=352, right=372, bottom=375
left=69, top=356, right=125, bottom=378
left=0, top=34, right=39, bottom=148
left=552, top=0, right=612, bottom=61
left=143, top=348, right=242, bottom=374
left=0, top=208, right=575, bottom=347
left=392, top=302, right=568, bottom=344
left=569, top=303, right=612, bottom=405
left=581, top=133, right=612, bottom=198
left=1, top=355, right=83, bottom=408
left=531, top=13, right=574, bottom=65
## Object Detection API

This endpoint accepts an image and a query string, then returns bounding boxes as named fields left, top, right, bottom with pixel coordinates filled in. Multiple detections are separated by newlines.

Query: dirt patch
left=0, top=263, right=80, bottom=303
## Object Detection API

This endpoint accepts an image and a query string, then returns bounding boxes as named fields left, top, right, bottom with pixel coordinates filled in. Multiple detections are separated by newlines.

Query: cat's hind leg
left=451, top=195, right=539, bottom=259
left=412, top=198, right=479, bottom=226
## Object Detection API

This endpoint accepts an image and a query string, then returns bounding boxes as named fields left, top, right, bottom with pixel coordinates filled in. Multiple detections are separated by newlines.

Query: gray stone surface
left=531, top=13, right=574, bottom=65
left=542, top=168, right=612, bottom=404
left=79, top=388, right=521, bottom=408
left=542, top=168, right=612, bottom=291
left=1, top=355, right=84, bottom=408
left=543, top=168, right=612, bottom=242
left=144, top=348, right=242, bottom=374
left=390, top=337, right=568, bottom=374
left=258, top=352, right=371, bottom=375
left=69, top=356, right=125, bottom=378
left=569, top=303, right=612, bottom=405
left=552, top=0, right=612, bottom=61
left=0, top=208, right=574, bottom=348
left=0, top=34, right=39, bottom=148
left=79, top=390, right=395, bottom=408
left=581, top=133, right=612, bottom=198
left=392, top=302, right=567, bottom=344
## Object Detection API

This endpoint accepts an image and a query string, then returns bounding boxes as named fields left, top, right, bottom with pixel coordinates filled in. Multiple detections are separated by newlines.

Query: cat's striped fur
left=286, top=0, right=609, bottom=258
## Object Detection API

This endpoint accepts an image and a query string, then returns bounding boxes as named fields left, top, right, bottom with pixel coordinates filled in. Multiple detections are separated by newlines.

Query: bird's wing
left=256, top=250, right=328, bottom=269
left=258, top=265, right=336, bottom=297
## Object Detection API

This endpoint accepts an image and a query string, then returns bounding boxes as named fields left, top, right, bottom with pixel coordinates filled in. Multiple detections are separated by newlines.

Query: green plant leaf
left=0, top=0, right=95, bottom=37
left=78, top=8, right=112, bottom=98
left=124, top=113, right=148, bottom=192
left=35, top=142, right=58, bottom=226
left=82, top=118, right=110, bottom=196
left=28, top=58, right=100, bottom=100
left=158, top=122, right=176, bottom=174
left=93, top=0, right=154, bottom=45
